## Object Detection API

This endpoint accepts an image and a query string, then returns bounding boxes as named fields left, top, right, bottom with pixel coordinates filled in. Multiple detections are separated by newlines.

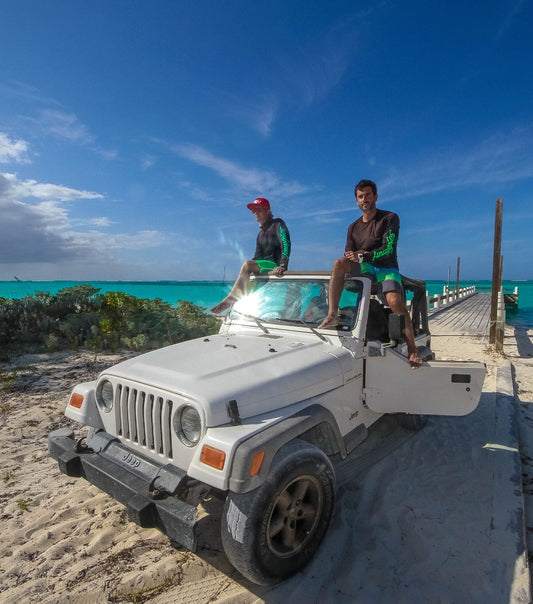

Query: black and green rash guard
left=253, top=217, right=291, bottom=269
left=345, top=209, right=399, bottom=269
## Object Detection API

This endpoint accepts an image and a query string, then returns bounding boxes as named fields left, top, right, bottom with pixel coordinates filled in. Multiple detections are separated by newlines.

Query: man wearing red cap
left=211, top=198, right=291, bottom=314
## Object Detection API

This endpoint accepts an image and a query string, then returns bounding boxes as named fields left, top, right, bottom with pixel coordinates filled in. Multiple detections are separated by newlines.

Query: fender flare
left=228, top=404, right=345, bottom=494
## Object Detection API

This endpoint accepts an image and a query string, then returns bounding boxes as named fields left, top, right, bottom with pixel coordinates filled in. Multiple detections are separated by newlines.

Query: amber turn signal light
left=200, top=445, right=226, bottom=470
left=69, top=393, right=84, bottom=409
left=250, top=451, right=265, bottom=476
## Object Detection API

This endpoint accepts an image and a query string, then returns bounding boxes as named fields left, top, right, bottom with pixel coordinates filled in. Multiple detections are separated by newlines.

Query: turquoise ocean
left=1, top=279, right=532, bottom=330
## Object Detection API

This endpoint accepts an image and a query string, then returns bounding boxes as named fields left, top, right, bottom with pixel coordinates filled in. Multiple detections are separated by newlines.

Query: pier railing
left=409, top=285, right=478, bottom=313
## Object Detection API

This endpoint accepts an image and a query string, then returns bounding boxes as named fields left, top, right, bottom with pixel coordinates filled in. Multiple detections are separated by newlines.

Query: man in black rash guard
left=319, top=180, right=422, bottom=369
left=211, top=198, right=291, bottom=314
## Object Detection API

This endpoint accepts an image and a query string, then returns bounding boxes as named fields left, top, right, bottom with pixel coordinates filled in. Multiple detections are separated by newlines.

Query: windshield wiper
left=296, top=319, right=329, bottom=343
left=274, top=318, right=329, bottom=343
left=232, top=311, right=270, bottom=334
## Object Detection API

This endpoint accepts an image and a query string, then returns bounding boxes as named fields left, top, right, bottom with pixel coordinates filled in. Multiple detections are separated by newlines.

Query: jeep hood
left=103, top=332, right=354, bottom=425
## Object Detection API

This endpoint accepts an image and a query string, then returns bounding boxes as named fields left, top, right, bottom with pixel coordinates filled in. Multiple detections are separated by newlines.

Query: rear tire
left=221, top=439, right=335, bottom=585
left=395, top=413, right=428, bottom=431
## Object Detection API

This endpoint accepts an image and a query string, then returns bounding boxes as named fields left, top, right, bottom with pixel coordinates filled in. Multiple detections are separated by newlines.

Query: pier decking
left=428, top=292, right=491, bottom=336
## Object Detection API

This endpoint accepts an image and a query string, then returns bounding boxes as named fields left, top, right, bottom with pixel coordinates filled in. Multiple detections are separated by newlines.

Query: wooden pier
left=474, top=286, right=519, bottom=309
left=428, top=292, right=492, bottom=336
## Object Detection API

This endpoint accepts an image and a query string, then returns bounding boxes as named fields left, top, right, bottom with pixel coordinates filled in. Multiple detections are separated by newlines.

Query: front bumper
left=48, top=428, right=199, bottom=550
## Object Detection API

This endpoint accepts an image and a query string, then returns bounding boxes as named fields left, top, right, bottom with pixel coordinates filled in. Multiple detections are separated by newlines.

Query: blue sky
left=1, top=0, right=532, bottom=282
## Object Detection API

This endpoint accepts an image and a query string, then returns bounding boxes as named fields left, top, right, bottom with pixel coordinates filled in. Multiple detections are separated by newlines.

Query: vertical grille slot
left=153, top=397, right=163, bottom=454
left=162, top=399, right=173, bottom=459
left=135, top=390, right=145, bottom=444
left=144, top=394, right=154, bottom=449
left=128, top=388, right=137, bottom=441
left=119, top=386, right=130, bottom=438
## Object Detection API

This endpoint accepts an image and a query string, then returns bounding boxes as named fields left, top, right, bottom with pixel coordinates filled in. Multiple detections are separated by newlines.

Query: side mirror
left=388, top=313, right=405, bottom=342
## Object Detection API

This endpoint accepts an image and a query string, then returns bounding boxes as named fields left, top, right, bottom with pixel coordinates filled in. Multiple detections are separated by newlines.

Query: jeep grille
left=116, top=384, right=174, bottom=459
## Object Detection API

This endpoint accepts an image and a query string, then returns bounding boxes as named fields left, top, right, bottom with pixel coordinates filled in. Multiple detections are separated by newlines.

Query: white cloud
left=496, top=0, right=530, bottom=39
left=228, top=18, right=357, bottom=136
left=380, top=123, right=533, bottom=202
left=141, top=155, right=156, bottom=170
left=38, top=109, right=92, bottom=142
left=229, top=95, right=279, bottom=137
left=95, top=147, right=119, bottom=160
left=89, top=217, right=114, bottom=227
left=1, top=172, right=103, bottom=202
left=0, top=173, right=84, bottom=263
left=76, top=230, right=167, bottom=250
left=22, top=107, right=117, bottom=159
left=0, top=80, right=62, bottom=108
left=0, top=172, right=166, bottom=269
left=175, top=143, right=311, bottom=199
left=0, top=132, right=30, bottom=164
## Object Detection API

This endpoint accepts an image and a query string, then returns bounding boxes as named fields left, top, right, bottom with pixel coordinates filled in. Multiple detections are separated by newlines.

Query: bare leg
left=318, top=257, right=354, bottom=329
left=211, top=260, right=261, bottom=314
left=385, top=290, right=422, bottom=369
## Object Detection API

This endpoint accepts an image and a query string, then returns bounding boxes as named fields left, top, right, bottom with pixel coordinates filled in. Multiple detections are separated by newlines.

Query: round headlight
left=97, top=379, right=114, bottom=412
left=174, top=405, right=202, bottom=446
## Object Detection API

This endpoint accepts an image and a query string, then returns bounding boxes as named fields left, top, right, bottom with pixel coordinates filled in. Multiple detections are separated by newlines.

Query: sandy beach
left=1, top=321, right=532, bottom=603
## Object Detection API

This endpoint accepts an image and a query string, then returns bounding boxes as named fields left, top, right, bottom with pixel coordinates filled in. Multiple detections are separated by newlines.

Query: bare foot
left=210, top=298, right=235, bottom=315
left=318, top=313, right=339, bottom=329
left=409, top=352, right=423, bottom=369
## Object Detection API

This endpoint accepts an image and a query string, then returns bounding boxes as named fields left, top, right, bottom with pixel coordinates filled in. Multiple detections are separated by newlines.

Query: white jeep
left=49, top=272, right=485, bottom=585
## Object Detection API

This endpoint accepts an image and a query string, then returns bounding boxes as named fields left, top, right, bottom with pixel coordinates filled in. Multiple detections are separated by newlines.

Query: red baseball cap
left=247, top=197, right=270, bottom=212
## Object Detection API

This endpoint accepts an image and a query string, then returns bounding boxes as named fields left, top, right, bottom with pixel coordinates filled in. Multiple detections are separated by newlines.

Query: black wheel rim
left=266, top=474, right=323, bottom=557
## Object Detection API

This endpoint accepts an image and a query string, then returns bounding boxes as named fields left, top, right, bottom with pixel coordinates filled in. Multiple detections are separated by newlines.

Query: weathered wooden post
left=496, top=290, right=505, bottom=351
left=455, top=257, right=460, bottom=298
left=489, top=198, right=503, bottom=345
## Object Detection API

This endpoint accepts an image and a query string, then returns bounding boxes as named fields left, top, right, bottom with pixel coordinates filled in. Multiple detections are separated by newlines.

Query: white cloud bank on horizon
left=0, top=171, right=168, bottom=278
left=0, top=171, right=106, bottom=264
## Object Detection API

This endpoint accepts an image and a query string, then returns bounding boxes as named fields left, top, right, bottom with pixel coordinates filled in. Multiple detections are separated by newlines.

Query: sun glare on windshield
left=229, top=277, right=362, bottom=330
left=232, top=289, right=264, bottom=317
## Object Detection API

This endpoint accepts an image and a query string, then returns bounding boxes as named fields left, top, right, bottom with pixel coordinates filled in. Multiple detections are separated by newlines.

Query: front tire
left=221, top=439, right=336, bottom=585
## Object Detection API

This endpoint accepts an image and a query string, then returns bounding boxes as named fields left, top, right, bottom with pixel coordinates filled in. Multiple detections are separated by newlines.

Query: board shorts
left=351, top=262, right=402, bottom=293
left=255, top=259, right=279, bottom=273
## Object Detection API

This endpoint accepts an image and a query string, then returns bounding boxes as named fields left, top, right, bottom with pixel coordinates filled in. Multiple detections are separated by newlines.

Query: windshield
left=229, top=277, right=362, bottom=330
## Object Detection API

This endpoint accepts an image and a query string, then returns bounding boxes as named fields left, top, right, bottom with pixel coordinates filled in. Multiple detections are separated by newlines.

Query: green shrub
left=0, top=286, right=220, bottom=354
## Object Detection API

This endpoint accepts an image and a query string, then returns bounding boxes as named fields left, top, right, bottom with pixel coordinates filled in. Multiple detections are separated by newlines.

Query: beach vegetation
left=3, top=468, right=18, bottom=483
left=119, top=575, right=179, bottom=603
left=16, top=498, right=32, bottom=512
left=0, top=370, right=16, bottom=389
left=0, top=286, right=220, bottom=355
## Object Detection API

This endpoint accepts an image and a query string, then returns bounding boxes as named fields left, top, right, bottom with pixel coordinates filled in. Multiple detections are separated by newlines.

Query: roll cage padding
left=401, top=275, right=428, bottom=335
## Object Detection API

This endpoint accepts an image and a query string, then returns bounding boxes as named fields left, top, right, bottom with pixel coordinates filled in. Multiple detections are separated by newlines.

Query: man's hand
left=271, top=266, right=286, bottom=276
left=345, top=250, right=365, bottom=262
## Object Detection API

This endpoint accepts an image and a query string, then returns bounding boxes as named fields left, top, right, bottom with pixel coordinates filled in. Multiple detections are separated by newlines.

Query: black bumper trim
left=48, top=428, right=198, bottom=551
